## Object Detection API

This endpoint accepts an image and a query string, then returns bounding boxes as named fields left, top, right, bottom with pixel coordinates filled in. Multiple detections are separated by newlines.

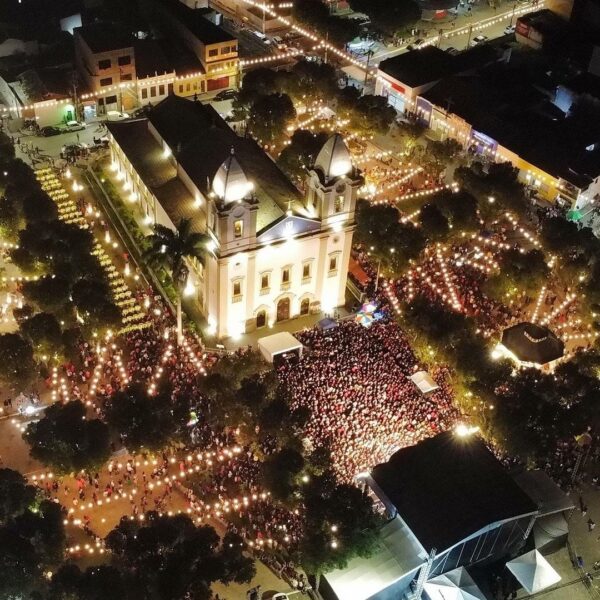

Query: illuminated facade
left=107, top=96, right=362, bottom=339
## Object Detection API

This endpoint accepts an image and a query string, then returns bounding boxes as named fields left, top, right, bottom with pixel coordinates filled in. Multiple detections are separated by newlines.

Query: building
left=375, top=45, right=499, bottom=114
left=322, top=431, right=540, bottom=600
left=106, top=96, right=361, bottom=339
left=74, top=23, right=137, bottom=116
left=149, top=0, right=240, bottom=93
left=208, top=0, right=291, bottom=33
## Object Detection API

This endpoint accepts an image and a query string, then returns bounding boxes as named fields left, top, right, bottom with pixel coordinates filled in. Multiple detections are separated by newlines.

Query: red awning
left=349, top=257, right=370, bottom=287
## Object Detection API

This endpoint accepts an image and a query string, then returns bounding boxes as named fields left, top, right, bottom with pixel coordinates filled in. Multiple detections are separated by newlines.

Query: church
left=106, top=96, right=363, bottom=339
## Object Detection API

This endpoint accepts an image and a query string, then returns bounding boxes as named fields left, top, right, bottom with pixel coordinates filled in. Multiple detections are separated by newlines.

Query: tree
left=486, top=248, right=549, bottom=299
left=248, top=93, right=296, bottom=145
left=49, top=564, right=135, bottom=600
left=395, top=119, right=426, bottom=153
left=433, top=189, right=478, bottom=231
left=293, top=0, right=359, bottom=45
left=349, top=0, right=420, bottom=36
left=0, top=528, right=39, bottom=598
left=347, top=95, right=396, bottom=135
left=20, top=312, right=64, bottom=362
left=22, top=190, right=58, bottom=224
left=419, top=203, right=449, bottom=240
left=0, top=333, right=37, bottom=389
left=71, top=278, right=121, bottom=334
left=24, top=400, right=111, bottom=474
left=0, top=197, right=23, bottom=242
left=290, top=60, right=338, bottom=102
left=105, top=383, right=184, bottom=454
left=261, top=447, right=305, bottom=500
left=21, top=276, right=71, bottom=312
left=298, top=478, right=381, bottom=581
left=144, top=218, right=209, bottom=344
left=105, top=513, right=255, bottom=599
left=0, top=469, right=37, bottom=524
left=277, top=129, right=329, bottom=183
left=429, top=138, right=463, bottom=166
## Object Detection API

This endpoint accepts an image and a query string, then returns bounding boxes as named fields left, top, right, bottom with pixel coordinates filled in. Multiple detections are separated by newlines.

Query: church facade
left=106, top=96, right=362, bottom=339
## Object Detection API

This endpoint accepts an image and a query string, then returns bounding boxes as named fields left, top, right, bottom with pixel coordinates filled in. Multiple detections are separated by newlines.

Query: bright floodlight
left=455, top=424, right=480, bottom=437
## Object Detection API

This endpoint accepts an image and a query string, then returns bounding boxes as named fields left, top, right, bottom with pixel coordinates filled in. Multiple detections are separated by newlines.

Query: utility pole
left=509, top=1, right=517, bottom=25
left=324, top=31, right=329, bottom=64
left=363, top=49, right=373, bottom=90
left=465, top=24, right=473, bottom=49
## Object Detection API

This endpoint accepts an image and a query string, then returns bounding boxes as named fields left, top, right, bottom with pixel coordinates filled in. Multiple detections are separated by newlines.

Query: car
left=272, top=594, right=289, bottom=600
left=445, top=46, right=459, bottom=55
left=214, top=89, right=237, bottom=101
left=65, top=120, right=86, bottom=132
left=106, top=110, right=130, bottom=121
left=470, top=35, right=488, bottom=47
left=504, top=24, right=516, bottom=34
left=40, top=126, right=62, bottom=137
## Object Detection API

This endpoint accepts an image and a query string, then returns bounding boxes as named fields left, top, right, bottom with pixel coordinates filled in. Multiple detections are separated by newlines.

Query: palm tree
left=144, top=218, right=210, bottom=344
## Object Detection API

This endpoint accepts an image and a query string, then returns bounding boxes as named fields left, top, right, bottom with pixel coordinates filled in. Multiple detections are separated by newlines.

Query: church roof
left=314, top=134, right=352, bottom=182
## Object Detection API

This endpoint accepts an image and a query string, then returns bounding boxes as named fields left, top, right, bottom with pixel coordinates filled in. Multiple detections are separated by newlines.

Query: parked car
left=504, top=24, right=516, bottom=34
left=470, top=35, right=488, bottom=47
left=214, top=89, right=237, bottom=101
left=65, top=120, right=86, bottom=132
left=106, top=110, right=130, bottom=121
left=40, top=126, right=62, bottom=137
left=445, top=46, right=459, bottom=55
left=272, top=594, right=289, bottom=600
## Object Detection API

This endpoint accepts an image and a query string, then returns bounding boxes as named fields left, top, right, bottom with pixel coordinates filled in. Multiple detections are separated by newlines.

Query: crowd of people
left=280, top=318, right=459, bottom=481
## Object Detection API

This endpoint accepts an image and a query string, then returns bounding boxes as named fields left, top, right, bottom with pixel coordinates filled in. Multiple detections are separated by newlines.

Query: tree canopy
left=24, top=400, right=111, bottom=474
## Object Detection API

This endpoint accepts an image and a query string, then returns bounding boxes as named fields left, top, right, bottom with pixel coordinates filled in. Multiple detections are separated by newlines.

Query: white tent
left=506, top=549, right=561, bottom=594
left=257, top=332, right=303, bottom=363
left=410, top=371, right=439, bottom=395
left=424, top=567, right=486, bottom=600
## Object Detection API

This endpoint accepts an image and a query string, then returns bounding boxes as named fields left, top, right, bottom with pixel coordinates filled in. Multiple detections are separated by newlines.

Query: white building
left=107, top=96, right=362, bottom=339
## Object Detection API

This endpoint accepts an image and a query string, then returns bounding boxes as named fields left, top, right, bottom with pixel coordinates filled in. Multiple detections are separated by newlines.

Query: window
left=302, top=263, right=311, bottom=279
left=234, top=219, right=243, bottom=238
left=98, top=59, right=111, bottom=70
left=100, top=77, right=113, bottom=87
left=168, top=83, right=174, bottom=95
left=141, top=88, right=148, bottom=99
left=329, top=256, right=338, bottom=272
left=334, top=195, right=344, bottom=213
left=231, top=44, right=238, bottom=52
left=193, top=82, right=198, bottom=90
left=232, top=280, right=242, bottom=297
left=209, top=48, right=219, bottom=57
left=300, top=298, right=310, bottom=315
left=221, top=46, right=229, bottom=54
left=150, top=87, right=156, bottom=97
left=282, top=268, right=290, bottom=284
left=121, top=73, right=133, bottom=81
left=260, top=273, right=270, bottom=291
left=179, top=84, right=184, bottom=93
left=186, top=83, right=191, bottom=92
left=159, top=84, right=165, bottom=95
left=118, top=55, right=131, bottom=66
left=105, top=95, right=117, bottom=105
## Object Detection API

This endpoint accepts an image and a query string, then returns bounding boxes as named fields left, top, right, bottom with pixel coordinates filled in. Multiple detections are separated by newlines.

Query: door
left=256, top=310, right=266, bottom=328
left=276, top=298, right=290, bottom=322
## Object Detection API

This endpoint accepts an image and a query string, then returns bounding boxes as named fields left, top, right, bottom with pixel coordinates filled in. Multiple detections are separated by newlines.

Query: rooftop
left=74, top=23, right=133, bottom=54
left=106, top=119, right=203, bottom=232
left=134, top=39, right=173, bottom=79
left=371, top=431, right=538, bottom=552
left=378, top=44, right=498, bottom=89
left=159, top=0, right=236, bottom=45
left=421, top=64, right=600, bottom=189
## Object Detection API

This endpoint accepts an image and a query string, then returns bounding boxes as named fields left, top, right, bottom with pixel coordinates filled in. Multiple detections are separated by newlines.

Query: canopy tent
left=409, top=371, right=439, bottom=395
left=506, top=549, right=561, bottom=594
left=533, top=512, right=569, bottom=553
left=317, top=317, right=338, bottom=331
left=501, top=322, right=564, bottom=365
left=424, top=567, right=486, bottom=600
left=257, top=332, right=303, bottom=364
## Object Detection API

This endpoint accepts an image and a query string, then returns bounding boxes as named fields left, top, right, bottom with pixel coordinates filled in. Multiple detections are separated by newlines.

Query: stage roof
left=324, top=518, right=426, bottom=600
left=514, top=470, right=574, bottom=516
left=409, top=371, right=439, bottom=395
left=371, top=432, right=538, bottom=552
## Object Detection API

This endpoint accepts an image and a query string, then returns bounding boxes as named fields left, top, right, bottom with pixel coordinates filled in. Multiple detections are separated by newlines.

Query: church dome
left=212, top=149, right=253, bottom=202
left=314, top=134, right=352, bottom=181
